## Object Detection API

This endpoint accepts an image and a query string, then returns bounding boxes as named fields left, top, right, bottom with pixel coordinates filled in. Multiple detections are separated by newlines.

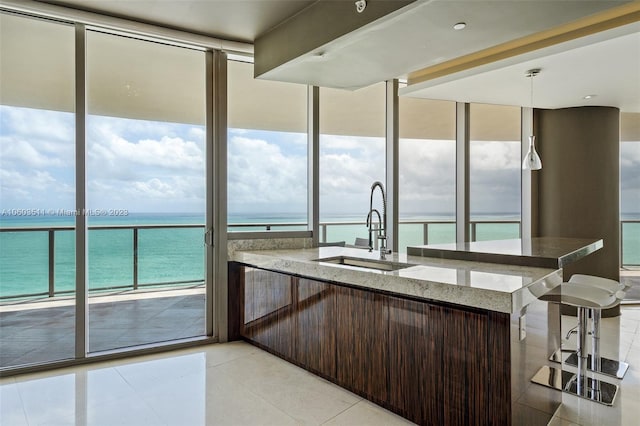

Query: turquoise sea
left=1, top=212, right=638, bottom=300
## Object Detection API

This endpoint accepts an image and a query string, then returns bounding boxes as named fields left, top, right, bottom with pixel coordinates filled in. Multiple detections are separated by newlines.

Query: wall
left=535, top=106, right=620, bottom=314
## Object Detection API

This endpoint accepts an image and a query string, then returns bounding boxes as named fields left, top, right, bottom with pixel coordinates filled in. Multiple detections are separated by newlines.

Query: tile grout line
left=12, top=378, right=33, bottom=426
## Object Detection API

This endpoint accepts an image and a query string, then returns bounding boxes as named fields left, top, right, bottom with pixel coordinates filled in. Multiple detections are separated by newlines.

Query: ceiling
left=400, top=22, right=640, bottom=112
left=20, top=0, right=640, bottom=113
left=37, top=0, right=316, bottom=43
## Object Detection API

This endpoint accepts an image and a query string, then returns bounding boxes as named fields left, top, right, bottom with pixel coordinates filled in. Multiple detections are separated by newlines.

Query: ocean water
left=0, top=213, right=206, bottom=299
left=1, top=213, right=638, bottom=299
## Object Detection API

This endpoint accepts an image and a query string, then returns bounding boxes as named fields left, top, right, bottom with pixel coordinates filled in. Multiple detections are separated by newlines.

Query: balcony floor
left=0, top=287, right=205, bottom=369
left=621, top=269, right=640, bottom=302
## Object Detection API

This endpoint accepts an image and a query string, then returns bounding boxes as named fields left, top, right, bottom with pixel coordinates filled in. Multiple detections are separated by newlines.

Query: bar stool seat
left=531, top=283, right=623, bottom=406
left=549, top=274, right=629, bottom=379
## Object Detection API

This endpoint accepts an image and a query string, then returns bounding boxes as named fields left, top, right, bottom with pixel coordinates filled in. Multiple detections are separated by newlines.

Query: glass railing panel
left=137, top=227, right=204, bottom=285
left=323, top=223, right=368, bottom=246
left=54, top=230, right=76, bottom=294
left=622, top=222, right=640, bottom=266
left=426, top=223, right=456, bottom=244
left=88, top=229, right=133, bottom=291
left=473, top=222, right=520, bottom=242
left=398, top=223, right=423, bottom=252
left=0, top=231, right=49, bottom=299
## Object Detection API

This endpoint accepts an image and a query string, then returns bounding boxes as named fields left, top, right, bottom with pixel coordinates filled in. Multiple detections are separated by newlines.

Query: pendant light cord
left=530, top=72, right=534, bottom=109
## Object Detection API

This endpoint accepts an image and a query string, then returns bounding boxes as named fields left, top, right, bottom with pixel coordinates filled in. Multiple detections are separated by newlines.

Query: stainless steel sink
left=314, top=256, right=415, bottom=272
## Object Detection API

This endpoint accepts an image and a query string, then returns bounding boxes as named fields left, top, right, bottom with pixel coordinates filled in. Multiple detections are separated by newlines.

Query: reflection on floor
left=1, top=307, right=638, bottom=425
left=621, top=270, right=640, bottom=302
left=546, top=305, right=640, bottom=425
left=0, top=288, right=204, bottom=368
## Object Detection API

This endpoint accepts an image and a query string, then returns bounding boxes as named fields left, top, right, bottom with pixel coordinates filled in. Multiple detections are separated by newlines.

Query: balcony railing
left=0, top=224, right=205, bottom=300
left=621, top=220, right=640, bottom=267
left=1, top=219, right=637, bottom=301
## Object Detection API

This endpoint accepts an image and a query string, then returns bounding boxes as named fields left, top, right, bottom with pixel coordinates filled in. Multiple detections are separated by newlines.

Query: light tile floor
left=1, top=307, right=639, bottom=426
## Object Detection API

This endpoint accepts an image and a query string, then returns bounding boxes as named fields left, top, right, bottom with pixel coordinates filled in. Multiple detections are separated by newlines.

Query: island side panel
left=487, top=311, right=512, bottom=424
left=509, top=298, right=562, bottom=425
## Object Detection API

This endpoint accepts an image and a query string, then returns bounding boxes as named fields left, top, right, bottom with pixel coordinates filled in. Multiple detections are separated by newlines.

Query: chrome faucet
left=366, top=181, right=392, bottom=259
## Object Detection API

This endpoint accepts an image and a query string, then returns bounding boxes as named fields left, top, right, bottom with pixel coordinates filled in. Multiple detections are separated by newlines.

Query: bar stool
left=531, top=283, right=623, bottom=406
left=549, top=274, right=630, bottom=379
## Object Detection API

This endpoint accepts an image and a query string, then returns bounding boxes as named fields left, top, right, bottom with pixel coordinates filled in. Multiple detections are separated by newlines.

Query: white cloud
left=470, top=141, right=520, bottom=171
left=0, top=168, right=73, bottom=208
left=0, top=137, right=66, bottom=168
left=88, top=132, right=203, bottom=175
left=0, top=106, right=75, bottom=170
left=399, top=139, right=456, bottom=214
left=0, top=106, right=74, bottom=144
left=228, top=135, right=306, bottom=212
left=229, top=128, right=249, bottom=135
left=621, top=142, right=640, bottom=213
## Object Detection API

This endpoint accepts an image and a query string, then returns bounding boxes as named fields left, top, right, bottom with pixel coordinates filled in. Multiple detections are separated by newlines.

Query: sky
left=1, top=105, right=639, bottom=220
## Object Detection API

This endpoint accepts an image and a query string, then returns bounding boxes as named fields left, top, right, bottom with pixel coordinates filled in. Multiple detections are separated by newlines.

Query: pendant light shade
left=522, top=135, right=542, bottom=170
left=522, top=68, right=542, bottom=171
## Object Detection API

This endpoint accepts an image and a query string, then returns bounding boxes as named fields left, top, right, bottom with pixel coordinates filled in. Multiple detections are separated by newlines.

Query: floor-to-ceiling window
left=0, top=12, right=76, bottom=368
left=620, top=112, right=640, bottom=301
left=1, top=11, right=215, bottom=371
left=319, top=84, right=386, bottom=246
left=469, top=103, right=521, bottom=241
left=85, top=30, right=207, bottom=352
left=227, top=60, right=308, bottom=232
left=398, top=98, right=456, bottom=252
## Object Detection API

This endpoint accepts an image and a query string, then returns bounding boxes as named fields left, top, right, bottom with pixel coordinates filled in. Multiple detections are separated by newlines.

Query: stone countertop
left=407, top=237, right=603, bottom=269
left=230, top=246, right=562, bottom=314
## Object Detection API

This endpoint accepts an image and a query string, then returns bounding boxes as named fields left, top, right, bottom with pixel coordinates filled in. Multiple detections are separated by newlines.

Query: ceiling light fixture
left=522, top=68, right=542, bottom=171
left=453, top=22, right=466, bottom=30
left=355, top=0, right=367, bottom=13
left=583, top=94, right=597, bottom=100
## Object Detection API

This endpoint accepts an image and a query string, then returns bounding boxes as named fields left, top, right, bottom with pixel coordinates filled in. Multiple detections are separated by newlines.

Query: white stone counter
left=230, top=246, right=562, bottom=314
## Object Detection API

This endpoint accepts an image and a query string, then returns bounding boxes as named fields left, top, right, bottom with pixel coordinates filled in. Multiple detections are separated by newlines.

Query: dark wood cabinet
left=232, top=263, right=512, bottom=425
left=335, top=286, right=389, bottom=403
left=241, top=267, right=294, bottom=360
left=294, top=278, right=336, bottom=376
left=387, top=297, right=443, bottom=424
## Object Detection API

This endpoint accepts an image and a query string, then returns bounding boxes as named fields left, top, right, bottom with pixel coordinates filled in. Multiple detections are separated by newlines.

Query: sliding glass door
left=85, top=30, right=207, bottom=352
left=1, top=14, right=214, bottom=371
left=0, top=12, right=76, bottom=368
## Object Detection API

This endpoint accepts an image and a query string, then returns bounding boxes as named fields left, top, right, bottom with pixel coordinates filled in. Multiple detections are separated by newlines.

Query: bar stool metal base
left=531, top=366, right=618, bottom=406
left=549, top=349, right=629, bottom=379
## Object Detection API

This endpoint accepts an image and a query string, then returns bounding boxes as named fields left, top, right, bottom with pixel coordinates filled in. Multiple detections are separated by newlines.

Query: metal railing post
left=620, top=221, right=624, bottom=268
left=48, top=229, right=55, bottom=297
left=423, top=223, right=429, bottom=245
left=471, top=221, right=477, bottom=242
left=133, top=227, right=138, bottom=290
left=322, top=224, right=327, bottom=243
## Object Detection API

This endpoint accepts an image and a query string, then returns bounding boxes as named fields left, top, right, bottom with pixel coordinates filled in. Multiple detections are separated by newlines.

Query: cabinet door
left=440, top=304, right=488, bottom=426
left=295, top=278, right=336, bottom=377
left=335, top=286, right=389, bottom=403
left=388, top=296, right=490, bottom=425
left=388, top=296, right=443, bottom=425
left=241, top=268, right=294, bottom=360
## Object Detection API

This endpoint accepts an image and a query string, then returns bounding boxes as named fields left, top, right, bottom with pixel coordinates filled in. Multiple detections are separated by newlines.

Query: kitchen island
left=228, top=241, right=599, bottom=425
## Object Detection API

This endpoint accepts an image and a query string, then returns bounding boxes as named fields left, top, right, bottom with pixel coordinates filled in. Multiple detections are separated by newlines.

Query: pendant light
left=522, top=68, right=542, bottom=170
